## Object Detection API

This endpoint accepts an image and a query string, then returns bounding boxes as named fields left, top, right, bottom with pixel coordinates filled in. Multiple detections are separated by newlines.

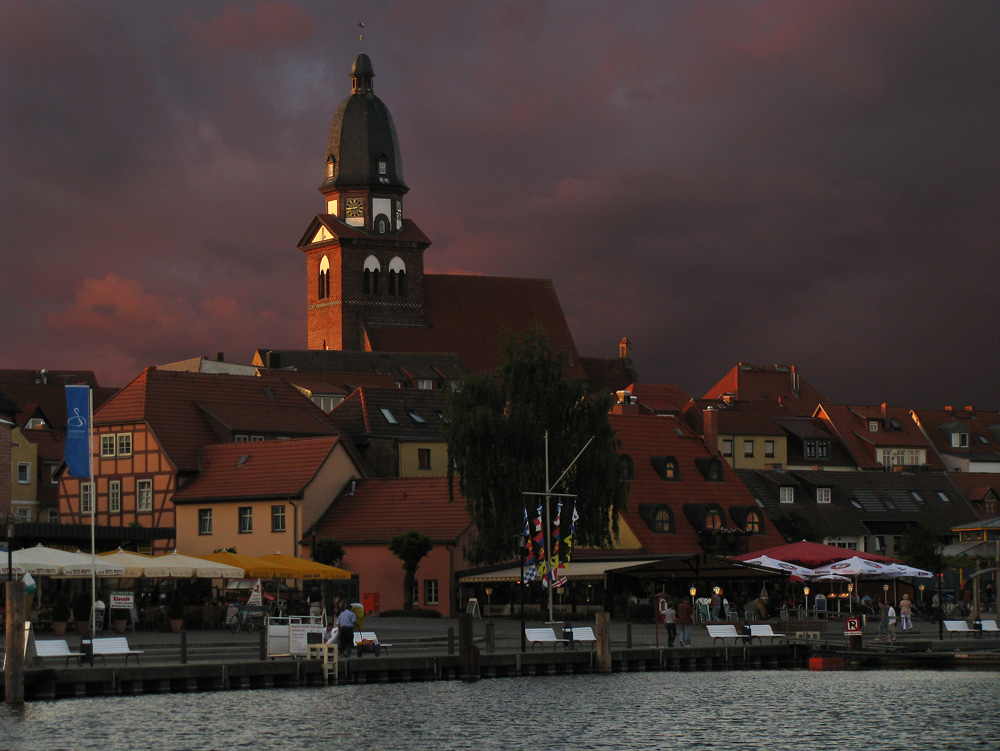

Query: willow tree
left=444, top=327, right=628, bottom=566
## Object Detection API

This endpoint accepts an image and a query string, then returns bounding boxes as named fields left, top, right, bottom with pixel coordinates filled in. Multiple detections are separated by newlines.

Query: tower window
left=378, top=159, right=387, bottom=175
left=364, top=255, right=381, bottom=296
left=325, top=158, right=335, bottom=180
left=318, top=256, right=330, bottom=299
left=388, top=256, right=407, bottom=297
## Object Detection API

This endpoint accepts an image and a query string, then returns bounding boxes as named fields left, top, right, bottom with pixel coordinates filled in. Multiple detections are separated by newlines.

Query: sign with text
left=110, top=591, right=135, bottom=609
left=844, top=616, right=862, bottom=635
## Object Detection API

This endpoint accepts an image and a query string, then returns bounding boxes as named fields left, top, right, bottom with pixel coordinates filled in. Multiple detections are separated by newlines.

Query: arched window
left=654, top=508, right=673, bottom=533
left=318, top=256, right=330, bottom=299
left=388, top=257, right=406, bottom=298
left=363, top=255, right=381, bottom=296
left=705, top=510, right=722, bottom=531
left=638, top=503, right=673, bottom=533
left=620, top=454, right=634, bottom=481
left=325, top=156, right=335, bottom=180
left=746, top=510, right=762, bottom=534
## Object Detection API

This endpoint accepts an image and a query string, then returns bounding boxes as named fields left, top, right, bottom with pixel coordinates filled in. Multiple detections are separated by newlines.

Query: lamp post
left=935, top=544, right=944, bottom=641
left=518, top=533, right=526, bottom=653
left=5, top=512, right=16, bottom=582
left=689, top=585, right=697, bottom=606
left=919, top=584, right=925, bottom=603
left=804, top=586, right=810, bottom=617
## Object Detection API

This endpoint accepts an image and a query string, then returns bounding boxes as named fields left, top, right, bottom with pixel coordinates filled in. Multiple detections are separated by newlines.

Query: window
left=380, top=408, right=398, bottom=424
left=418, top=448, right=431, bottom=470
left=109, top=480, right=121, bottom=513
left=743, top=440, right=754, bottom=457
left=318, top=256, right=330, bottom=299
left=424, top=579, right=439, bottom=606
left=911, top=491, right=925, bottom=504
left=16, top=507, right=30, bottom=522
left=779, top=487, right=795, bottom=504
left=408, top=410, right=425, bottom=424
left=411, top=583, right=419, bottom=605
left=101, top=434, right=116, bottom=457
left=81, top=482, right=94, bottom=514
left=764, top=440, right=775, bottom=458
left=705, top=510, right=722, bottom=531
left=235, top=434, right=249, bottom=442
left=363, top=255, right=381, bottom=295
left=868, top=420, right=879, bottom=432
left=378, top=159, right=387, bottom=175
left=116, top=432, right=132, bottom=456
left=137, top=479, right=153, bottom=512
left=47, top=509, right=59, bottom=523
left=722, top=439, right=733, bottom=457
left=746, top=510, right=762, bottom=533
left=816, top=487, right=832, bottom=504
left=238, top=507, right=253, bottom=533
left=199, top=509, right=213, bottom=535
left=271, top=505, right=286, bottom=533
left=417, top=379, right=434, bottom=390
left=804, top=439, right=830, bottom=459
left=985, top=496, right=997, bottom=516
left=951, top=433, right=969, bottom=448
left=654, top=509, right=673, bottom=533
left=936, top=492, right=951, bottom=504
left=664, top=458, right=678, bottom=480
left=17, top=462, right=30, bottom=484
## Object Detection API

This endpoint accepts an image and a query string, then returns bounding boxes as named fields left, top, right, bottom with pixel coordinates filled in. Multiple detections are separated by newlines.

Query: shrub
left=71, top=591, right=92, bottom=622
left=52, top=592, right=71, bottom=622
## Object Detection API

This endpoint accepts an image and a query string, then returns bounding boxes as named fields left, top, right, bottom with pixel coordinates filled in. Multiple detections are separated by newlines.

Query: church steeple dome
left=321, top=52, right=407, bottom=195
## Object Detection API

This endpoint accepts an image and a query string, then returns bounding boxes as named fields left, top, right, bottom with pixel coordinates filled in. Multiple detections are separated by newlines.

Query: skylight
left=408, top=410, right=425, bottom=424
left=937, top=491, right=951, bottom=504
left=380, top=408, right=398, bottom=424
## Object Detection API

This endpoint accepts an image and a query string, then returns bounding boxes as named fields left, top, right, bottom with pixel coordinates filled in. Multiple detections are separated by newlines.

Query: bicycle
left=228, top=605, right=264, bottom=633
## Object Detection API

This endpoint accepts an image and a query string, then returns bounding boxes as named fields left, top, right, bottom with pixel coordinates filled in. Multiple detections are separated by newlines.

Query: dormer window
left=804, top=439, right=830, bottom=459
left=779, top=486, right=794, bottom=504
left=869, top=420, right=879, bottom=432
left=816, top=487, right=831, bottom=504
left=638, top=503, right=673, bottom=533
left=378, top=158, right=387, bottom=175
left=325, top=156, right=335, bottom=180
left=620, top=455, right=634, bottom=481
left=651, top=456, right=679, bottom=481
left=951, top=432, right=969, bottom=448
left=705, top=510, right=722, bottom=531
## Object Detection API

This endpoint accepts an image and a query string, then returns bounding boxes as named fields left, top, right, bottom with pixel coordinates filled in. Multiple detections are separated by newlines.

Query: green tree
left=312, top=538, right=346, bottom=568
left=388, top=531, right=433, bottom=611
left=444, top=326, right=628, bottom=566
left=897, top=522, right=941, bottom=573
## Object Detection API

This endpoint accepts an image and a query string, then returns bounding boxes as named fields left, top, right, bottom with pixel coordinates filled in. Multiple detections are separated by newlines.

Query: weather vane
left=358, top=21, right=365, bottom=50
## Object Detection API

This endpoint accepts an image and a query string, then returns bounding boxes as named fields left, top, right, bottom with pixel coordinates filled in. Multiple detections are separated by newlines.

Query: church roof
left=321, top=53, right=407, bottom=193
left=365, top=274, right=587, bottom=379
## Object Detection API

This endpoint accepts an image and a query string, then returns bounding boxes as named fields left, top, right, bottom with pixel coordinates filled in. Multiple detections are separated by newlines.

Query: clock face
left=346, top=198, right=364, bottom=218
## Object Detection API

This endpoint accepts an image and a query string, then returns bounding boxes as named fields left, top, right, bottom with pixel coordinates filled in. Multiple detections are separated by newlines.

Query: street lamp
left=689, top=585, right=697, bottom=606
left=804, top=586, right=810, bottom=615
left=918, top=584, right=925, bottom=603
left=935, top=543, right=944, bottom=641
left=517, top=533, right=526, bottom=653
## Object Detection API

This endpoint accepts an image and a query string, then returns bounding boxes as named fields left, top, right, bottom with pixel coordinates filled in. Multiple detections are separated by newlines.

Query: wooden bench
left=979, top=619, right=999, bottom=637
left=566, top=626, right=596, bottom=648
left=35, top=639, right=84, bottom=666
left=706, top=624, right=749, bottom=646
left=749, top=624, right=786, bottom=644
left=943, top=620, right=971, bottom=638
left=85, top=636, right=145, bottom=665
left=525, top=627, right=568, bottom=650
left=353, top=631, right=390, bottom=656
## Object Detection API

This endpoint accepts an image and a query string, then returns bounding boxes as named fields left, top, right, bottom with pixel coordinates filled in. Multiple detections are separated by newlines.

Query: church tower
left=299, top=53, right=431, bottom=351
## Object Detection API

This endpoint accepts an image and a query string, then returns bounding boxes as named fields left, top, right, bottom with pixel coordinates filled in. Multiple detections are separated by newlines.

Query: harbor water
left=2, top=669, right=997, bottom=750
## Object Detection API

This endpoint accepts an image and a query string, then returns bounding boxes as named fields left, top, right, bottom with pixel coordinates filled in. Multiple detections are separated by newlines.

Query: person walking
left=664, top=601, right=678, bottom=648
left=876, top=599, right=890, bottom=642
left=676, top=598, right=694, bottom=647
left=336, top=603, right=357, bottom=657
left=308, top=586, right=323, bottom=618
left=710, top=590, right=722, bottom=621
left=899, top=594, right=913, bottom=632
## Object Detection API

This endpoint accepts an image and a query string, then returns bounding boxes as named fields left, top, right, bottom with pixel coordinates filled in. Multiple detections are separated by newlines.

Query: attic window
left=638, top=503, right=673, bottom=533
left=237, top=455, right=250, bottom=467
left=326, top=157, right=335, bottom=179
left=816, top=488, right=831, bottom=504
left=884, top=498, right=898, bottom=511
left=978, top=435, right=989, bottom=444
left=911, top=491, right=924, bottom=504
left=889, top=418, right=901, bottom=430
left=937, top=491, right=951, bottom=504
left=673, top=427, right=685, bottom=438
left=378, top=158, right=387, bottom=175
left=850, top=499, right=864, bottom=510
left=951, top=433, right=969, bottom=448
left=262, top=386, right=275, bottom=399
left=380, top=408, right=398, bottom=425
left=779, top=487, right=794, bottom=504
left=705, top=510, right=722, bottom=531
left=869, top=420, right=879, bottom=432
left=650, top=456, right=679, bottom=481
left=408, top=410, right=425, bottom=424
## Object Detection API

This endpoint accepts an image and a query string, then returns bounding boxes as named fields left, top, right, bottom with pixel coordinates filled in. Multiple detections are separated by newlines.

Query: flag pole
left=88, top=387, right=96, bottom=634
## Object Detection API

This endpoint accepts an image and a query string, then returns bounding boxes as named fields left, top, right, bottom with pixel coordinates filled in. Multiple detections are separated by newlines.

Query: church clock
left=345, top=198, right=364, bottom=218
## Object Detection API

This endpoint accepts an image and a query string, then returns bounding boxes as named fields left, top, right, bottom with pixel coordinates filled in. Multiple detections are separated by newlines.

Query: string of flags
left=522, top=501, right=577, bottom=587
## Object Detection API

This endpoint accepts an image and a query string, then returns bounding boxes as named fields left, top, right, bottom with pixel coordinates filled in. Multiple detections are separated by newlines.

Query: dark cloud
left=2, top=1, right=998, bottom=410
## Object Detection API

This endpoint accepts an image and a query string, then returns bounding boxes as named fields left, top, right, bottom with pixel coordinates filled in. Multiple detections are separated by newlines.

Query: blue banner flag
left=64, top=385, right=92, bottom=479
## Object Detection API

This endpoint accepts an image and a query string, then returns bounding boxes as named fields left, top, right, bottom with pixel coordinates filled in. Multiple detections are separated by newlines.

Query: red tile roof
left=815, top=404, right=944, bottom=470
left=627, top=383, right=693, bottom=414
left=610, top=414, right=786, bottom=555
left=96, top=368, right=341, bottom=472
left=262, top=369, right=398, bottom=396
left=310, top=477, right=472, bottom=544
left=910, top=407, right=1000, bottom=464
left=365, top=275, right=587, bottom=379
left=703, top=363, right=829, bottom=417
left=0, top=369, right=117, bottom=434
left=172, top=437, right=343, bottom=502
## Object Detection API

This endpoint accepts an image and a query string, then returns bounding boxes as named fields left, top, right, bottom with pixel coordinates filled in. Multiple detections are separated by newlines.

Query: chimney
left=619, top=337, right=632, bottom=359
left=881, top=402, right=889, bottom=423
left=703, top=406, right=719, bottom=456
left=790, top=365, right=800, bottom=397
left=945, top=405, right=953, bottom=413
left=612, top=390, right=638, bottom=415
left=216, top=352, right=225, bottom=362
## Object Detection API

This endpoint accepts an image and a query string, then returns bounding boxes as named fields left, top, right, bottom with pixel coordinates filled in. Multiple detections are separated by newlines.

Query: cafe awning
left=198, top=551, right=299, bottom=579
left=459, top=559, right=663, bottom=583
left=258, top=553, right=352, bottom=580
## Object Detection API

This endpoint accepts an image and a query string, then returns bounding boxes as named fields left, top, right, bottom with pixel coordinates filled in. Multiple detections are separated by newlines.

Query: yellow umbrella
left=198, top=551, right=299, bottom=579
left=258, top=553, right=352, bottom=580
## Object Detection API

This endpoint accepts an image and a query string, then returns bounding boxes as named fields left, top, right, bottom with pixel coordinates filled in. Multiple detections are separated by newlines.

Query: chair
left=202, top=603, right=223, bottom=630
left=141, top=605, right=164, bottom=632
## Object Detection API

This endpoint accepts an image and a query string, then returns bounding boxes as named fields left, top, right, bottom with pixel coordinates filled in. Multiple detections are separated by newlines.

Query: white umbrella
left=740, top=554, right=817, bottom=578
left=9, top=545, right=125, bottom=577
left=882, top=563, right=933, bottom=579
left=98, top=548, right=175, bottom=578
left=813, top=556, right=892, bottom=578
left=152, top=550, right=244, bottom=579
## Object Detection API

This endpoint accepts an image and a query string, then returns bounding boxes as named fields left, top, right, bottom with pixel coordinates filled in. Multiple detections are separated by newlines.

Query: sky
left=2, top=1, right=998, bottom=409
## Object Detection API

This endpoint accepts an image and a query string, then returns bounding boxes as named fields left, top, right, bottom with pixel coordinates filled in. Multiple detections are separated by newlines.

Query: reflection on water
left=2, top=670, right=997, bottom=751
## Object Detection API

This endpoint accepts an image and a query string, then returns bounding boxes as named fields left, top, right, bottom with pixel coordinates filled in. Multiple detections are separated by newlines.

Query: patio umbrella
left=740, top=554, right=817, bottom=578
left=733, top=540, right=900, bottom=567
left=98, top=548, right=174, bottom=578
left=10, top=545, right=125, bottom=577
left=813, top=556, right=894, bottom=578
left=152, top=550, right=244, bottom=579
left=198, top=551, right=298, bottom=579
left=258, top=553, right=352, bottom=580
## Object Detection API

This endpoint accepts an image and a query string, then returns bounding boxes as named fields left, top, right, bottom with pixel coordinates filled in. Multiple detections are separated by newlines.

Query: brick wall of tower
left=306, top=239, right=426, bottom=352
left=0, top=420, right=12, bottom=516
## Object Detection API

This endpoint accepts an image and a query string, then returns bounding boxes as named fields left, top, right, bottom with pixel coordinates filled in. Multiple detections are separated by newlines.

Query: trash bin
left=351, top=602, right=365, bottom=628
left=362, top=592, right=380, bottom=615
left=92, top=601, right=106, bottom=632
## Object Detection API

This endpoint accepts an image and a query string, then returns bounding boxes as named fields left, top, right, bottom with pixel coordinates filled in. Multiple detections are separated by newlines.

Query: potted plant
left=51, top=592, right=71, bottom=636
left=72, top=591, right=92, bottom=635
left=167, top=589, right=185, bottom=632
